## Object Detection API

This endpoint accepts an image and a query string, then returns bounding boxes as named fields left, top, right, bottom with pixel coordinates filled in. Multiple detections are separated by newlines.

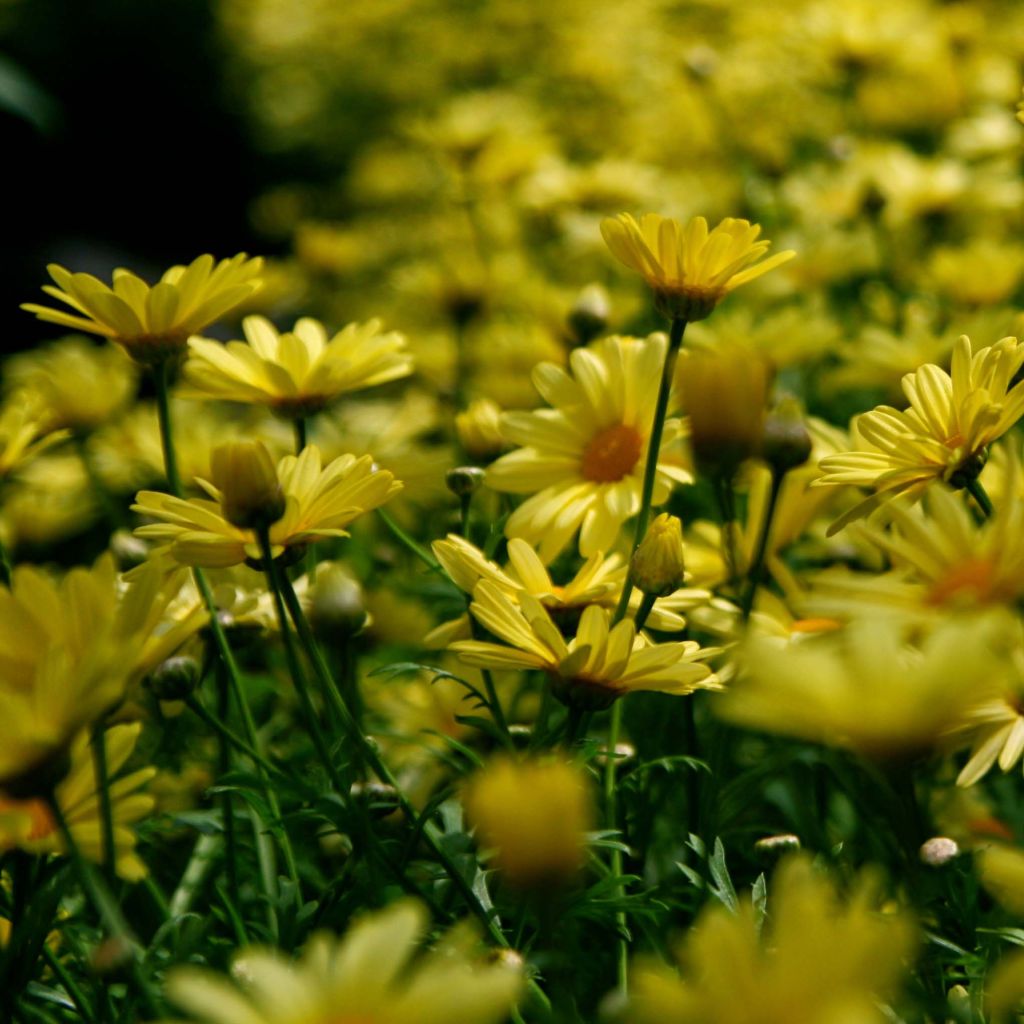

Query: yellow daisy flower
left=486, top=334, right=692, bottom=562
left=22, top=254, right=264, bottom=365
left=817, top=335, right=1024, bottom=534
left=721, top=616, right=1005, bottom=759
left=600, top=213, right=794, bottom=320
left=132, top=445, right=401, bottom=568
left=426, top=534, right=710, bottom=647
left=5, top=337, right=138, bottom=432
left=163, top=900, right=522, bottom=1024
left=0, top=723, right=154, bottom=880
left=183, top=315, right=412, bottom=418
left=626, top=856, right=916, bottom=1024
left=452, top=582, right=719, bottom=709
left=0, top=556, right=161, bottom=794
left=951, top=694, right=1024, bottom=788
left=0, top=392, right=69, bottom=481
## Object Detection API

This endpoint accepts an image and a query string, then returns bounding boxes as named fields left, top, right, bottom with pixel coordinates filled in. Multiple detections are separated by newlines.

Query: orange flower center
left=581, top=424, right=643, bottom=483
left=0, top=797, right=55, bottom=841
left=790, top=617, right=843, bottom=634
left=926, top=558, right=999, bottom=606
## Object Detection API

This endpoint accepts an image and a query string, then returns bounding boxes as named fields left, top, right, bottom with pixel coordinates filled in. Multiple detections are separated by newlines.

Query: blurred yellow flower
left=5, top=337, right=138, bottom=432
left=453, top=582, right=719, bottom=709
left=464, top=755, right=591, bottom=889
left=455, top=397, right=506, bottom=460
left=0, top=557, right=161, bottom=795
left=0, top=723, right=154, bottom=880
left=22, top=254, right=264, bottom=365
left=164, top=900, right=522, bottom=1024
left=184, top=315, right=412, bottom=417
left=626, top=856, right=916, bottom=1024
left=722, top=617, right=1005, bottom=759
left=977, top=844, right=1024, bottom=917
left=817, top=335, right=1024, bottom=533
left=601, top=213, right=794, bottom=320
left=0, top=392, right=69, bottom=481
left=487, top=334, right=691, bottom=561
left=133, top=445, right=401, bottom=567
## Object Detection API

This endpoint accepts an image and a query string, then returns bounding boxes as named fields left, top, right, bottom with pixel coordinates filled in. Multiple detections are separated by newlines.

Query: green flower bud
left=629, top=514, right=686, bottom=598
left=210, top=441, right=285, bottom=531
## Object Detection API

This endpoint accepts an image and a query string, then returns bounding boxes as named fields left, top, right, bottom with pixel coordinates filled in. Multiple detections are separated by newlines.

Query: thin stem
left=0, top=534, right=12, bottom=588
left=633, top=593, right=657, bottom=633
left=183, top=694, right=288, bottom=780
left=40, top=945, right=96, bottom=1024
left=293, top=416, right=307, bottom=453
left=613, top=316, right=687, bottom=624
left=89, top=724, right=117, bottom=881
left=44, top=792, right=162, bottom=1017
left=153, top=359, right=182, bottom=497
left=605, top=317, right=686, bottom=996
left=965, top=477, right=993, bottom=519
left=378, top=508, right=441, bottom=570
left=739, top=469, right=784, bottom=621
left=216, top=661, right=239, bottom=900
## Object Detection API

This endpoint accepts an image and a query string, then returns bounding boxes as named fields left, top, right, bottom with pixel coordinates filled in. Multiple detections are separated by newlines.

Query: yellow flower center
left=0, top=796, right=55, bottom=840
left=789, top=617, right=843, bottom=634
left=581, top=424, right=642, bottom=483
left=927, top=558, right=1001, bottom=606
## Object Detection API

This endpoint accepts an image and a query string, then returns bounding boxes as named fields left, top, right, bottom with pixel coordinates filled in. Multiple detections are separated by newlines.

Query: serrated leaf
left=708, top=838, right=738, bottom=913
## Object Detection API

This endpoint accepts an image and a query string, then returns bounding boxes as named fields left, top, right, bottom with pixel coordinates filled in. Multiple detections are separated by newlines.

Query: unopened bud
left=209, top=441, right=285, bottom=531
left=762, top=398, right=813, bottom=474
left=630, top=514, right=685, bottom=598
left=568, top=283, right=611, bottom=345
left=350, top=781, right=400, bottom=818
left=145, top=655, right=201, bottom=701
left=309, top=565, right=367, bottom=640
left=920, top=836, right=960, bottom=867
left=446, top=466, right=486, bottom=497
left=90, top=935, right=135, bottom=976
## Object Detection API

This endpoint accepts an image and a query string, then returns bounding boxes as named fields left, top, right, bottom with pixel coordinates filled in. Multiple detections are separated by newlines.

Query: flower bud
left=762, top=397, right=812, bottom=475
left=209, top=441, right=285, bottom=531
left=463, top=755, right=592, bottom=891
left=629, top=514, right=685, bottom=597
left=455, top=399, right=506, bottom=460
left=919, top=836, right=960, bottom=867
left=753, top=833, right=801, bottom=865
left=680, top=343, right=769, bottom=479
left=145, top=655, right=201, bottom=702
left=568, top=283, right=611, bottom=345
left=309, top=564, right=367, bottom=641
left=446, top=466, right=486, bottom=497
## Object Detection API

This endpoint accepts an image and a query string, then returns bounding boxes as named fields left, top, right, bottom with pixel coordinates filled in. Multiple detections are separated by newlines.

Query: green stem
left=153, top=359, right=182, bottom=497
left=739, top=469, right=784, bottom=621
left=293, top=416, right=307, bottom=453
left=215, top=661, right=240, bottom=901
left=613, top=316, right=686, bottom=624
left=40, top=945, right=97, bottom=1024
left=89, top=724, right=117, bottom=881
left=183, top=694, right=288, bottom=781
left=44, top=792, right=162, bottom=1017
left=633, top=593, right=657, bottom=633
left=378, top=508, right=440, bottom=570
left=0, top=534, right=12, bottom=588
left=257, top=527, right=349, bottom=801
left=965, top=477, right=993, bottom=518
left=605, top=317, right=686, bottom=995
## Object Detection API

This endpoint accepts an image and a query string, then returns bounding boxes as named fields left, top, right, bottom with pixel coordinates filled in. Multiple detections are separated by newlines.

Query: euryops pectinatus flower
left=163, top=900, right=523, bottom=1024
left=0, top=556, right=160, bottom=795
left=817, top=335, right=1024, bottom=533
left=21, top=254, right=264, bottom=364
left=452, top=582, right=719, bottom=709
left=132, top=444, right=401, bottom=567
left=626, top=856, right=916, bottom=1024
left=183, top=315, right=413, bottom=417
left=486, top=334, right=691, bottom=561
left=601, top=213, right=795, bottom=320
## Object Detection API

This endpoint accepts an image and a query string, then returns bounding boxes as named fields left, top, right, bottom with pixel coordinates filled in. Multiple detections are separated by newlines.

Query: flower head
left=601, top=213, right=794, bottom=320
left=817, top=335, right=1024, bottom=533
left=209, top=441, right=286, bottom=531
left=183, top=315, right=412, bottom=418
left=22, top=254, right=264, bottom=365
left=630, top=513, right=686, bottom=597
left=164, top=900, right=522, bottom=1024
left=464, top=755, right=592, bottom=890
left=486, top=334, right=691, bottom=561
left=453, top=582, right=719, bottom=709
left=0, top=723, right=154, bottom=880
left=133, top=445, right=401, bottom=567
left=626, top=856, right=916, bottom=1024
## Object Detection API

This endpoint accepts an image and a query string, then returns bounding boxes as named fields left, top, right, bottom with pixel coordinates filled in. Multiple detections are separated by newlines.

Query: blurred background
left=4, top=0, right=1024, bottom=388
